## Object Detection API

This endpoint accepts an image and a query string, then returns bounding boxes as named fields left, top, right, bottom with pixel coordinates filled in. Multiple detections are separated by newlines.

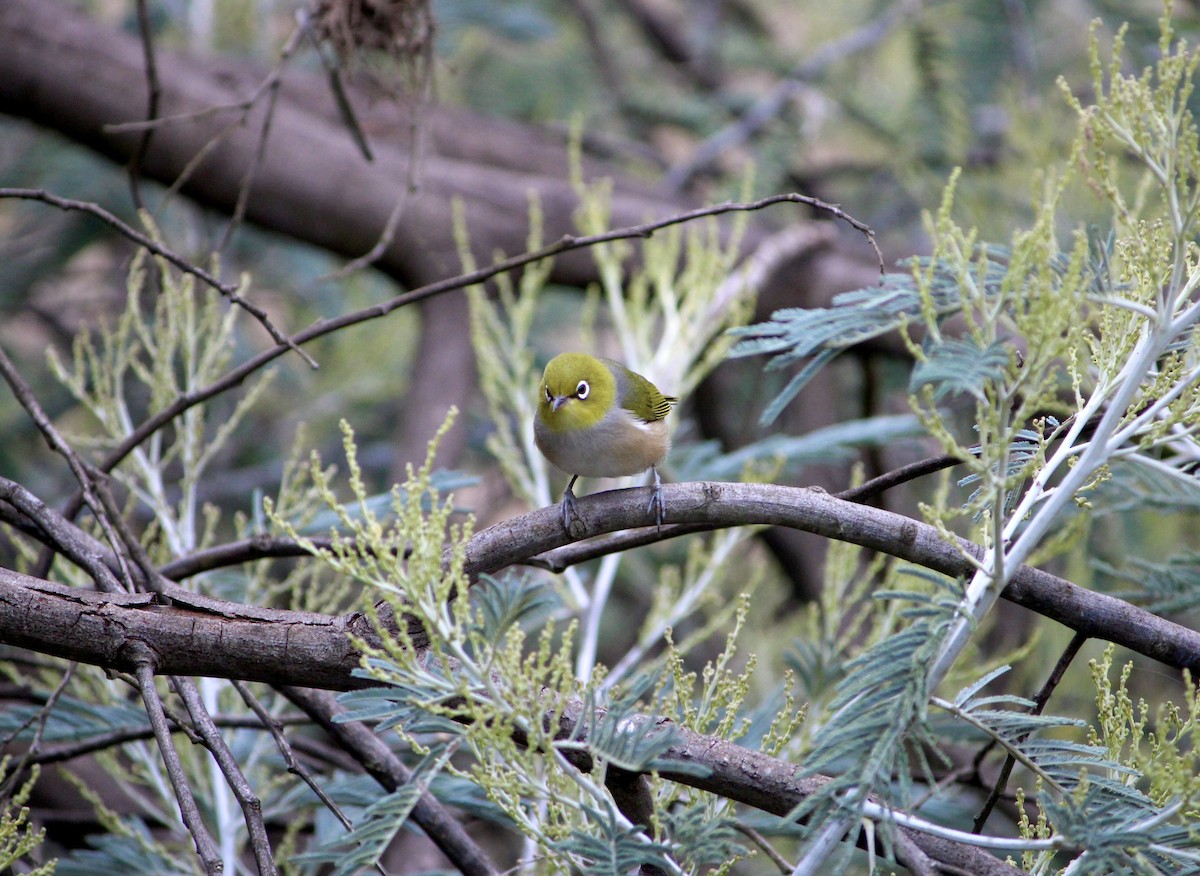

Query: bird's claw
left=560, top=486, right=586, bottom=538
left=648, top=468, right=665, bottom=533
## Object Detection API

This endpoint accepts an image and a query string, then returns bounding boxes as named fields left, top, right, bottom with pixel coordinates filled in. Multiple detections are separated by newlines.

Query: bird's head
left=536, top=353, right=616, bottom=433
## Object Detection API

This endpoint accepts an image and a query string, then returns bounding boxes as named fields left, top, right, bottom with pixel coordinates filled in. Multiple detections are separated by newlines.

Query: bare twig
left=230, top=681, right=358, bottom=830
left=299, top=11, right=374, bottom=163
left=15, top=713, right=312, bottom=767
left=131, top=650, right=222, bottom=874
left=567, top=0, right=633, bottom=103
left=85, top=471, right=171, bottom=594
left=732, top=822, right=792, bottom=873
left=127, top=0, right=161, bottom=211
left=159, top=534, right=407, bottom=580
left=326, top=46, right=430, bottom=279
left=172, top=676, right=276, bottom=875
left=0, top=342, right=135, bottom=591
left=0, top=487, right=167, bottom=592
left=971, top=631, right=1088, bottom=833
left=835, top=452, right=962, bottom=503
left=0, top=663, right=75, bottom=804
left=523, top=524, right=717, bottom=572
left=0, top=475, right=124, bottom=592
left=614, top=0, right=720, bottom=90
left=218, top=22, right=308, bottom=254
left=0, top=188, right=316, bottom=368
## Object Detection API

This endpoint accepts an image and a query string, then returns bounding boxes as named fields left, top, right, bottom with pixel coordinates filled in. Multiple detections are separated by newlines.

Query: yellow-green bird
left=534, top=352, right=676, bottom=532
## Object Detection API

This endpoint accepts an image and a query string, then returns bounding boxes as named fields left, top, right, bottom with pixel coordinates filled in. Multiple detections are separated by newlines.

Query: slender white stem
left=859, top=800, right=1065, bottom=851
left=576, top=551, right=621, bottom=682
left=551, top=748, right=687, bottom=876
left=602, top=527, right=745, bottom=691
left=200, top=677, right=237, bottom=872
left=1088, top=293, right=1159, bottom=319
left=930, top=308, right=1186, bottom=687
left=791, top=814, right=856, bottom=875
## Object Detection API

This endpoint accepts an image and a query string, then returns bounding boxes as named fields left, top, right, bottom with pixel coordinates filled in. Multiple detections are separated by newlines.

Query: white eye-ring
left=576, top=380, right=590, bottom=400
left=544, top=385, right=552, bottom=403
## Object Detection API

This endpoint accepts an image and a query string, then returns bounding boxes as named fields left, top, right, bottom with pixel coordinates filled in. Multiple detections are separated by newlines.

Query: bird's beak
left=550, top=395, right=569, bottom=412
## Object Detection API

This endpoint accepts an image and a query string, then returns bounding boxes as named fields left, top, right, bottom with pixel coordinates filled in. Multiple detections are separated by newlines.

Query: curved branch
left=640, top=720, right=1020, bottom=875
left=462, top=482, right=1200, bottom=674
left=4, top=482, right=1195, bottom=690
left=160, top=476, right=1200, bottom=678
left=87, top=192, right=870, bottom=482
left=0, top=480, right=1176, bottom=874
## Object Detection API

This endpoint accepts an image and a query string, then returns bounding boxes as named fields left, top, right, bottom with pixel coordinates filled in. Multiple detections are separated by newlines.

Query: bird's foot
left=647, top=468, right=665, bottom=533
left=561, top=485, right=586, bottom=538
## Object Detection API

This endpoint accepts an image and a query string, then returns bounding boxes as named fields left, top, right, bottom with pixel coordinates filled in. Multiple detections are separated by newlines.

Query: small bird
left=534, top=352, right=676, bottom=533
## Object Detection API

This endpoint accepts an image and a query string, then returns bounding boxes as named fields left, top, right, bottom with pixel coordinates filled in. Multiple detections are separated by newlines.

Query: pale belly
left=535, top=412, right=669, bottom=479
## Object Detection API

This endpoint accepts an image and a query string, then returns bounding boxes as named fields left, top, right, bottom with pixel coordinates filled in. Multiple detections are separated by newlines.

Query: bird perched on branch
left=534, top=352, right=676, bottom=534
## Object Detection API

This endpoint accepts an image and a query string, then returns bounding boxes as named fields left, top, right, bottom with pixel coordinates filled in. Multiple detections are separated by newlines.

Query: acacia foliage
left=3, top=5, right=1200, bottom=876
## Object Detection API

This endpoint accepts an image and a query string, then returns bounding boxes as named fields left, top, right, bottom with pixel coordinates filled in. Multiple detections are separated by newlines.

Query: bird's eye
left=544, top=385, right=552, bottom=403
left=576, top=380, right=590, bottom=400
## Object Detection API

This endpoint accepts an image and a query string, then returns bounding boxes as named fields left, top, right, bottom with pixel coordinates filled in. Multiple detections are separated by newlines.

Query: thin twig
left=0, top=476, right=124, bottom=593
left=835, top=452, right=962, bottom=503
left=300, top=11, right=375, bottom=163
left=522, top=524, right=717, bottom=572
left=127, top=0, right=161, bottom=212
left=732, top=822, right=793, bottom=874
left=0, top=342, right=135, bottom=591
left=0, top=188, right=316, bottom=368
left=173, top=676, right=276, bottom=875
left=325, top=43, right=430, bottom=279
left=971, top=631, right=1088, bottom=833
left=614, top=0, right=720, bottom=91
left=18, top=713, right=317, bottom=767
left=69, top=190, right=878, bottom=507
left=159, top=534, right=406, bottom=580
left=0, top=491, right=167, bottom=592
left=218, top=22, right=308, bottom=254
left=0, top=663, right=76, bottom=804
left=131, top=652, right=222, bottom=874
left=231, top=682, right=373, bottom=863
left=85, top=470, right=171, bottom=594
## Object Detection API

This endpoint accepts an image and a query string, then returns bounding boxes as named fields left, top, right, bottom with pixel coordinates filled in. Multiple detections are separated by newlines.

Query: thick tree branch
left=2, top=482, right=1196, bottom=689
left=0, top=479, right=1169, bottom=874
left=464, top=483, right=1200, bottom=675
left=0, top=0, right=701, bottom=291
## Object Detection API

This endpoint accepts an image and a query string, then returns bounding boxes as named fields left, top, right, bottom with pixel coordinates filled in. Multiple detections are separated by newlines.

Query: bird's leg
left=561, top=475, right=581, bottom=534
left=648, top=466, right=665, bottom=532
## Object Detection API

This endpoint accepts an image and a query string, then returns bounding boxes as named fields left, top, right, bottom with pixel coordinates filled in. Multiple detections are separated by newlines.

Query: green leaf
left=551, top=803, right=674, bottom=875
left=293, top=746, right=450, bottom=876
left=670, top=413, right=927, bottom=482
left=471, top=574, right=558, bottom=641
left=909, top=337, right=1013, bottom=401
left=54, top=821, right=191, bottom=876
